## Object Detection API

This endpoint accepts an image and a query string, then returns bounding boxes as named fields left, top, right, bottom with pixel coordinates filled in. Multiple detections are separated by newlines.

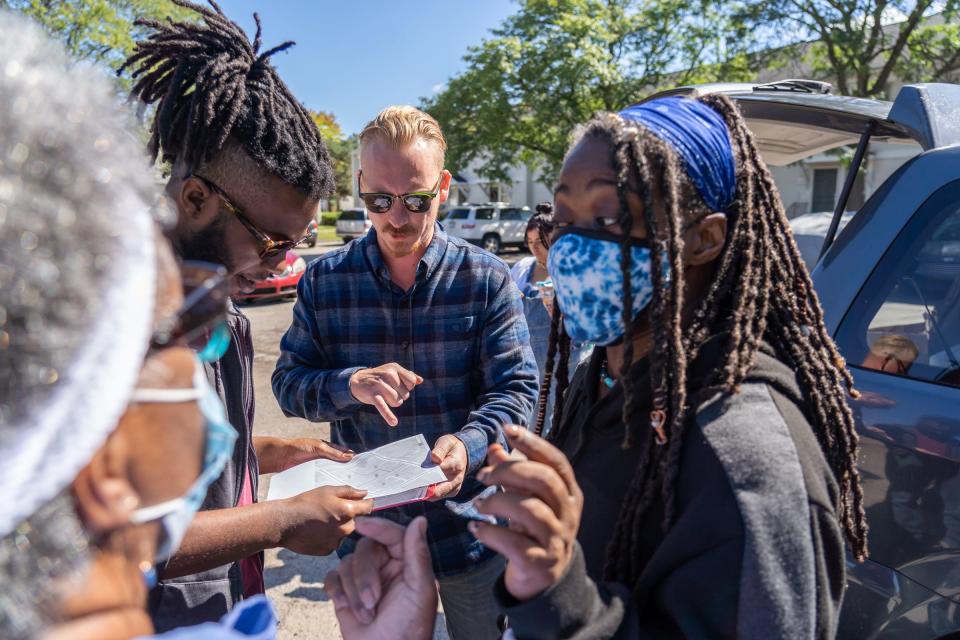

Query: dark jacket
left=497, top=339, right=846, bottom=639
left=149, top=301, right=260, bottom=632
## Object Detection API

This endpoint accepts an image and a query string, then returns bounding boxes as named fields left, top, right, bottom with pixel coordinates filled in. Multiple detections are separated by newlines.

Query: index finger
left=373, top=394, right=398, bottom=426
left=503, top=425, right=578, bottom=495
left=394, top=365, right=421, bottom=391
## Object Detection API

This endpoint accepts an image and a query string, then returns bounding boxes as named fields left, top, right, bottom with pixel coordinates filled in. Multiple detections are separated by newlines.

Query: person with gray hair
left=0, top=11, right=272, bottom=639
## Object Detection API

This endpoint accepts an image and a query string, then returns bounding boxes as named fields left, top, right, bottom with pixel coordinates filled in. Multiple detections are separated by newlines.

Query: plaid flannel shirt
left=272, top=224, right=538, bottom=577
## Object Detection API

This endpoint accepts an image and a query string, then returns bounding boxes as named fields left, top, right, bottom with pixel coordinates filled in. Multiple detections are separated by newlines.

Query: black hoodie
left=496, top=338, right=846, bottom=639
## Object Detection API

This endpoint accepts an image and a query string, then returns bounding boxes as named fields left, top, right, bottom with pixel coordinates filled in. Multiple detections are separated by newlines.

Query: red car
left=235, top=250, right=307, bottom=303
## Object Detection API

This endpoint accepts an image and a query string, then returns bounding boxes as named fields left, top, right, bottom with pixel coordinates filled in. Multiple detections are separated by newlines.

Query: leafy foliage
left=1, top=0, right=194, bottom=70
left=310, top=110, right=354, bottom=206
left=739, top=0, right=960, bottom=97
left=423, top=0, right=757, bottom=183
left=426, top=0, right=960, bottom=183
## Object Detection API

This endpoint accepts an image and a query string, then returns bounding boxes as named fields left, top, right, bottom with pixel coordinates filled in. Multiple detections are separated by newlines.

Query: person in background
left=861, top=334, right=919, bottom=376
left=119, top=2, right=372, bottom=629
left=0, top=15, right=269, bottom=638
left=273, top=105, right=538, bottom=640
left=509, top=204, right=591, bottom=432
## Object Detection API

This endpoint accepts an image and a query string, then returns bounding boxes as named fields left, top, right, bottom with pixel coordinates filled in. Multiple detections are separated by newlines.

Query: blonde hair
left=870, top=334, right=920, bottom=362
left=359, top=105, right=447, bottom=163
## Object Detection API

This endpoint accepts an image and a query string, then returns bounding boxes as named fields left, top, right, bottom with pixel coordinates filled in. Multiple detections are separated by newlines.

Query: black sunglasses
left=358, top=171, right=443, bottom=214
left=193, top=175, right=309, bottom=260
left=151, top=261, right=229, bottom=354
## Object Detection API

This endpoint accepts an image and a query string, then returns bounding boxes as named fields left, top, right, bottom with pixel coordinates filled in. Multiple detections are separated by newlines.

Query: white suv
left=443, top=204, right=532, bottom=254
left=335, top=208, right=372, bottom=243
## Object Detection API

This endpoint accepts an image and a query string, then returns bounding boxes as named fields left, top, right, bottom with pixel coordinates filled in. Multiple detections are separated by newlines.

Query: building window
left=811, top=167, right=839, bottom=213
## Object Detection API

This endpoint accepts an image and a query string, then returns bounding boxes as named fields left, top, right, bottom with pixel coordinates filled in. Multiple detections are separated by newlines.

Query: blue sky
left=218, top=1, right=517, bottom=135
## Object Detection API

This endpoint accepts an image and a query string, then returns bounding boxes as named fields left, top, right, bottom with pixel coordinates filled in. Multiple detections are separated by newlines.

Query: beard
left=381, top=221, right=434, bottom=259
left=176, top=213, right=234, bottom=273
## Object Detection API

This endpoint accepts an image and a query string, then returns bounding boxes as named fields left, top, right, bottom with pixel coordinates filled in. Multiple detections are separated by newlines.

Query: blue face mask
left=128, top=357, right=237, bottom=563
left=547, top=228, right=666, bottom=346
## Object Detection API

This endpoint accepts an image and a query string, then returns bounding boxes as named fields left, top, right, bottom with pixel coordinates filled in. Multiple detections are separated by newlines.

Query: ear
left=70, top=427, right=139, bottom=537
left=438, top=169, right=452, bottom=205
left=178, top=176, right=220, bottom=225
left=683, top=212, right=727, bottom=266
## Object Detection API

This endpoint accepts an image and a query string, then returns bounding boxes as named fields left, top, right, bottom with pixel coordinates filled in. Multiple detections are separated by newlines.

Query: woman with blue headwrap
left=456, top=94, right=867, bottom=639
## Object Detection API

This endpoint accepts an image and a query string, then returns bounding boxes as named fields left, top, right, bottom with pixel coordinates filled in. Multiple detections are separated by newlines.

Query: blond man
left=862, top=334, right=920, bottom=376
left=273, top=106, right=538, bottom=639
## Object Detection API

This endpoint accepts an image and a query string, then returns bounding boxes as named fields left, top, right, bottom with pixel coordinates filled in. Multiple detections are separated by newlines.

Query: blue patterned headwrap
left=618, top=97, right=737, bottom=212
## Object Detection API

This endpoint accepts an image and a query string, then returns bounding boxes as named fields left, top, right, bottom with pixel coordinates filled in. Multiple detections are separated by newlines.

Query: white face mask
left=128, top=358, right=237, bottom=568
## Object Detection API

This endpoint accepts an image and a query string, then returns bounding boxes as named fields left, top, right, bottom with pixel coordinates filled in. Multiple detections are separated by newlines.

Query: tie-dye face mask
left=547, top=227, right=665, bottom=346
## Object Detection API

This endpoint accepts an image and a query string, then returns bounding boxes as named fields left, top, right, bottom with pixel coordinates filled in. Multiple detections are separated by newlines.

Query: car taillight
left=462, top=223, right=476, bottom=229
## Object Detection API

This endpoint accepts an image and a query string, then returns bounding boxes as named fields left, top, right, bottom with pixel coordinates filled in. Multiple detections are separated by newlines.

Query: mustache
left=386, top=224, right=416, bottom=235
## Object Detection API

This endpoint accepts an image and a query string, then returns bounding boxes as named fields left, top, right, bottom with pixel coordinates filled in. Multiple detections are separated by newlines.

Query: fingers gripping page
left=267, top=434, right=448, bottom=509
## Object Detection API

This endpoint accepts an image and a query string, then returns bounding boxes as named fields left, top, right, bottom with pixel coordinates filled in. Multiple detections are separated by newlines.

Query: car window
left=836, top=180, right=960, bottom=387
left=475, top=208, right=496, bottom=221
left=338, top=209, right=366, bottom=221
left=448, top=208, right=471, bottom=220
left=500, top=208, right=526, bottom=221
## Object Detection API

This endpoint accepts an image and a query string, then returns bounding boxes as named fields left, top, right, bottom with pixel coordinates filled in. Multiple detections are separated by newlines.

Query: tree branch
left=869, top=0, right=933, bottom=95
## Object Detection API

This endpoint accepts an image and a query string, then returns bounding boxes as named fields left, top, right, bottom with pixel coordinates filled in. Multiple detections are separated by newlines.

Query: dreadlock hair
left=118, top=0, right=334, bottom=199
left=539, top=94, right=868, bottom=588
left=528, top=202, right=573, bottom=437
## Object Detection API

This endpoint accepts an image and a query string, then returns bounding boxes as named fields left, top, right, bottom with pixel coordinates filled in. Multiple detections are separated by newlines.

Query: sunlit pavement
left=248, top=241, right=527, bottom=639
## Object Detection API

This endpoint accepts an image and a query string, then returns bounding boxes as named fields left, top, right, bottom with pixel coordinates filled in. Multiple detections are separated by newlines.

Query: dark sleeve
left=497, top=532, right=745, bottom=640
left=498, top=426, right=748, bottom=639
left=271, top=268, right=365, bottom=421
left=811, top=504, right=846, bottom=639
left=457, top=270, right=539, bottom=473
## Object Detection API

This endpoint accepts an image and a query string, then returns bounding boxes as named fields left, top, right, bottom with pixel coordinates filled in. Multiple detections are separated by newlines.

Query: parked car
left=234, top=250, right=306, bottom=304
left=443, top=203, right=532, bottom=254
left=789, top=210, right=853, bottom=270
left=336, top=208, right=372, bottom=243
left=303, top=219, right=318, bottom=248
left=643, top=80, right=960, bottom=638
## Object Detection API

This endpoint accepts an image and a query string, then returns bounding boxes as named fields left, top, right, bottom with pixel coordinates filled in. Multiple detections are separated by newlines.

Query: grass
left=314, top=224, right=340, bottom=244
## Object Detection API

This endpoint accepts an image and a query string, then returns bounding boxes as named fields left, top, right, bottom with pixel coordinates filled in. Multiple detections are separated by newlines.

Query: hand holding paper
left=267, top=435, right=448, bottom=510
left=429, top=434, right=468, bottom=501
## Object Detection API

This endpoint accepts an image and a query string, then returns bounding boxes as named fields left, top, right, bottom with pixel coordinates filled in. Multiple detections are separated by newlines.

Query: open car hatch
left=642, top=81, right=960, bottom=166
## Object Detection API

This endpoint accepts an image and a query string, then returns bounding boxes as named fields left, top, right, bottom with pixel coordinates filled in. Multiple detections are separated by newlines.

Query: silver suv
left=443, top=203, right=532, bottom=254
left=335, top=208, right=371, bottom=243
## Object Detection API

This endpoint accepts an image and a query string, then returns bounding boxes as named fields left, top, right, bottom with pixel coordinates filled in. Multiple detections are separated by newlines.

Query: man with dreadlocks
left=119, top=1, right=373, bottom=631
left=455, top=95, right=868, bottom=639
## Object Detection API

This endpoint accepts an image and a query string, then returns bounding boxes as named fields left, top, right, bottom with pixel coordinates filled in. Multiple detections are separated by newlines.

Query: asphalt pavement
left=246, top=240, right=528, bottom=639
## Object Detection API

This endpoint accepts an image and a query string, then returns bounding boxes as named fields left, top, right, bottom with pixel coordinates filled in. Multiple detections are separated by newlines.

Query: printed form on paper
left=266, top=434, right=449, bottom=510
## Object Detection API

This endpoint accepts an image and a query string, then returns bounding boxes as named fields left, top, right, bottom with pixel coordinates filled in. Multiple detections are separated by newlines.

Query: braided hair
left=537, top=95, right=868, bottom=588
left=119, top=0, right=333, bottom=198
left=528, top=202, right=573, bottom=437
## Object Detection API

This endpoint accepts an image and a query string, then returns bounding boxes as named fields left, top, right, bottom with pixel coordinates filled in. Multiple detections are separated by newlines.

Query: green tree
left=423, top=0, right=756, bottom=184
left=741, top=0, right=960, bottom=97
left=310, top=110, right=354, bottom=208
left=1, top=0, right=193, bottom=70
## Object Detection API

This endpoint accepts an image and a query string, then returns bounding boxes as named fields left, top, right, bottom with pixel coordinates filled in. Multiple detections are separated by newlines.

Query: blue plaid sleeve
left=272, top=271, right=365, bottom=421
left=456, top=272, right=539, bottom=473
